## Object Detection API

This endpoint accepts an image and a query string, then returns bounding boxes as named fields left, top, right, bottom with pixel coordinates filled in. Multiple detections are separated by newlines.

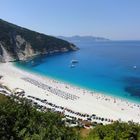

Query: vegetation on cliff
left=0, top=19, right=77, bottom=62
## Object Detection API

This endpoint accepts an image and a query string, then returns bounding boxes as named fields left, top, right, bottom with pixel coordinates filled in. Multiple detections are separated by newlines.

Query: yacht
left=71, top=59, right=79, bottom=64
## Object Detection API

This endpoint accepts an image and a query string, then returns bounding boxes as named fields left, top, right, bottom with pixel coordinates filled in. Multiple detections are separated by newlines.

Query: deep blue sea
left=16, top=41, right=140, bottom=103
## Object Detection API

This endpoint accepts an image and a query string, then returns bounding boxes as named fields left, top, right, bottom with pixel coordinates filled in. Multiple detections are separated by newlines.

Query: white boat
left=133, top=65, right=137, bottom=69
left=71, top=59, right=79, bottom=64
left=70, top=64, right=75, bottom=68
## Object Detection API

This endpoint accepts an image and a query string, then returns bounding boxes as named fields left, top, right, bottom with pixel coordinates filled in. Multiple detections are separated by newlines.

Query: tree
left=0, top=94, right=79, bottom=140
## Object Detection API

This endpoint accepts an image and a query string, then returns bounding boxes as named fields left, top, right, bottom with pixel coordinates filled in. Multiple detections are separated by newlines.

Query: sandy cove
left=0, top=62, right=140, bottom=124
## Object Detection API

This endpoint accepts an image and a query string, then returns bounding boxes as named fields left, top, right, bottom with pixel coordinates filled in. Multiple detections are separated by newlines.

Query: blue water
left=16, top=41, right=140, bottom=103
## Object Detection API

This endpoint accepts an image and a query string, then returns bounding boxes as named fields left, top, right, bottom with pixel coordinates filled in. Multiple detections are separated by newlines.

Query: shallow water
left=16, top=41, right=140, bottom=103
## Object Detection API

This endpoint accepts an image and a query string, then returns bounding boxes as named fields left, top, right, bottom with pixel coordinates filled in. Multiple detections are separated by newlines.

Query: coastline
left=15, top=58, right=140, bottom=105
left=0, top=62, right=140, bottom=124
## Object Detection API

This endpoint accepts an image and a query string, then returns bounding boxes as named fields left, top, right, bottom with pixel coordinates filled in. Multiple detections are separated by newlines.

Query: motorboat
left=71, top=59, right=79, bottom=64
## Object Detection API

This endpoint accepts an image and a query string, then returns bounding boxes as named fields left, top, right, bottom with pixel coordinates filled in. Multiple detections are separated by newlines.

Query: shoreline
left=0, top=62, right=140, bottom=124
left=15, top=62, right=140, bottom=105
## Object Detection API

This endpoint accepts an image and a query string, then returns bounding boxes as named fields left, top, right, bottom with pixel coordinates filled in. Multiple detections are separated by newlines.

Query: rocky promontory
left=0, top=19, right=78, bottom=62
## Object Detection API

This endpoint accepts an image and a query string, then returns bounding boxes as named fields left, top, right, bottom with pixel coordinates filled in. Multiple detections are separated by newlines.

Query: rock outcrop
left=0, top=19, right=78, bottom=62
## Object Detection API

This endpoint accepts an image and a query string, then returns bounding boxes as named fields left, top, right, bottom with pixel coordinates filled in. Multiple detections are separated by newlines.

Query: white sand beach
left=0, top=62, right=140, bottom=124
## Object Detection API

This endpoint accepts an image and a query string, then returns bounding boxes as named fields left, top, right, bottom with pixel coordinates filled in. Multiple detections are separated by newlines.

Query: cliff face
left=0, top=19, right=78, bottom=62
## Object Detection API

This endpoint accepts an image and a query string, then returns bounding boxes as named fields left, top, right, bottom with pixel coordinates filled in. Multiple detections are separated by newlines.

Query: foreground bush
left=0, top=94, right=79, bottom=140
left=84, top=121, right=140, bottom=140
left=0, top=94, right=140, bottom=140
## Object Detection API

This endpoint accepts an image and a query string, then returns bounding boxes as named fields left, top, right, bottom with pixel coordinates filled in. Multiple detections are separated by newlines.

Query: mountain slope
left=58, top=35, right=110, bottom=43
left=0, top=19, right=78, bottom=62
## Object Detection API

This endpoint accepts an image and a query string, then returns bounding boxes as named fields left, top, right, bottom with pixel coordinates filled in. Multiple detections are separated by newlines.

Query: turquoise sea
left=16, top=41, right=140, bottom=103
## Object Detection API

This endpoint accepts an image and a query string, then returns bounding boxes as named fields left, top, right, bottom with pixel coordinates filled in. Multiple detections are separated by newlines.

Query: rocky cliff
left=0, top=19, right=78, bottom=62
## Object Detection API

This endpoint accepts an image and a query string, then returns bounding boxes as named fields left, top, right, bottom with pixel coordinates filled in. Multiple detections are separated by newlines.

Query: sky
left=0, top=0, right=140, bottom=40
